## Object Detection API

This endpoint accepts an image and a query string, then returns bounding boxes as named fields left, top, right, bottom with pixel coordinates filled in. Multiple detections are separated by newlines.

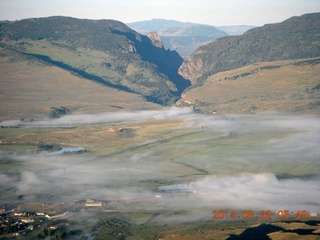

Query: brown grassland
left=0, top=48, right=159, bottom=121
left=178, top=58, right=320, bottom=114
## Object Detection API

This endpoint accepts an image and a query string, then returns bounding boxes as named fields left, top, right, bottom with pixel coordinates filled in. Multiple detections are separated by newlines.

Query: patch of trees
left=93, top=218, right=132, bottom=240
left=50, top=106, right=70, bottom=118
left=38, top=142, right=61, bottom=151
left=37, top=227, right=67, bottom=240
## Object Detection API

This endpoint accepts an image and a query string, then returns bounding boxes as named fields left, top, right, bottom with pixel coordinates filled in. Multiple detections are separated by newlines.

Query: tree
left=41, top=227, right=49, bottom=237
left=5, top=225, right=13, bottom=233
left=55, top=230, right=62, bottom=240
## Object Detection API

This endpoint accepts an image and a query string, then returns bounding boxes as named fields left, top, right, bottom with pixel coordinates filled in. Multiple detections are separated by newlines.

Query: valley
left=1, top=109, right=320, bottom=239
left=0, top=12, right=320, bottom=240
left=128, top=19, right=231, bottom=58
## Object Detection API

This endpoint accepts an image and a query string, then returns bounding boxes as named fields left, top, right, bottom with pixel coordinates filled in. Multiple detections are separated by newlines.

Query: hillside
left=128, top=19, right=228, bottom=58
left=177, top=58, right=320, bottom=114
left=179, top=12, right=320, bottom=85
left=0, top=48, right=160, bottom=120
left=0, top=16, right=190, bottom=105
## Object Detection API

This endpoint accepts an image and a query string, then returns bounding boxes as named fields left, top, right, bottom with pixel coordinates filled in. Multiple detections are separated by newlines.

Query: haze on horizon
left=0, top=0, right=319, bottom=26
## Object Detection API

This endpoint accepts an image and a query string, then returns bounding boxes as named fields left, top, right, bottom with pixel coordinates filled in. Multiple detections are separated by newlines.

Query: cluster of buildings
left=0, top=210, right=36, bottom=236
left=0, top=199, right=106, bottom=237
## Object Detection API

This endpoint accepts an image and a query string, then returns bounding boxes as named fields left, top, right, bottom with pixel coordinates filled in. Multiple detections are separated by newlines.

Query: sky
left=0, top=0, right=319, bottom=26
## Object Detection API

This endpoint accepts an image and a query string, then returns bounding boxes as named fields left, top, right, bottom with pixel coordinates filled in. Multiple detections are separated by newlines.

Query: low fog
left=0, top=108, right=319, bottom=223
left=158, top=173, right=320, bottom=211
left=0, top=107, right=193, bottom=127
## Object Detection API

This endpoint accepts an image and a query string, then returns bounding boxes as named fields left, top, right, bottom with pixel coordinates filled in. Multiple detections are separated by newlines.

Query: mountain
left=0, top=47, right=160, bottom=120
left=178, top=13, right=320, bottom=114
left=177, top=58, right=320, bottom=114
left=126, top=19, right=189, bottom=34
left=216, top=25, right=256, bottom=35
left=0, top=16, right=190, bottom=106
left=159, top=25, right=228, bottom=58
left=179, top=12, right=320, bottom=85
left=127, top=19, right=228, bottom=58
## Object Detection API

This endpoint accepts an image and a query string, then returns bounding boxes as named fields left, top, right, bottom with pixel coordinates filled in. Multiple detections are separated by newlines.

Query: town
left=0, top=195, right=168, bottom=239
left=0, top=199, right=108, bottom=239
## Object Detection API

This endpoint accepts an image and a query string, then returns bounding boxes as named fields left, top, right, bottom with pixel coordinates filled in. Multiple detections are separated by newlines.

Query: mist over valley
left=1, top=109, right=320, bottom=238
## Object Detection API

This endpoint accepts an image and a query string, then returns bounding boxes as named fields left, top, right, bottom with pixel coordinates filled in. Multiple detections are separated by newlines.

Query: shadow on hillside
left=23, top=52, right=135, bottom=94
left=227, top=224, right=283, bottom=240
left=227, top=221, right=320, bottom=240
left=111, top=29, right=191, bottom=96
left=22, top=46, right=190, bottom=105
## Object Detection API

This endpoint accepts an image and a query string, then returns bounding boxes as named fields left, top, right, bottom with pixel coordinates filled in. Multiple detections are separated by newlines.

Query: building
left=85, top=202, right=103, bottom=207
left=85, top=199, right=103, bottom=207
left=45, top=212, right=67, bottom=219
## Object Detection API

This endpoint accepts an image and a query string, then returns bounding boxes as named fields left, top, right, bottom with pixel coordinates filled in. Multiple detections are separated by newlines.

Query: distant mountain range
left=215, top=25, right=256, bottom=35
left=127, top=19, right=254, bottom=57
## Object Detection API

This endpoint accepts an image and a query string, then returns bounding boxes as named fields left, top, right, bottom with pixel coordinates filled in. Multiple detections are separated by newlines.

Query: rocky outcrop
left=147, top=32, right=164, bottom=48
left=178, top=56, right=203, bottom=85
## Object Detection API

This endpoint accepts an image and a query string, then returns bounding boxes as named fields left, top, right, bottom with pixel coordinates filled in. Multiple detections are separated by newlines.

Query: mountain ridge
left=0, top=16, right=190, bottom=105
left=127, top=19, right=229, bottom=58
left=216, top=25, right=256, bottom=35
left=178, top=12, right=320, bottom=85
left=127, top=19, right=254, bottom=35
left=1, top=14, right=319, bottom=116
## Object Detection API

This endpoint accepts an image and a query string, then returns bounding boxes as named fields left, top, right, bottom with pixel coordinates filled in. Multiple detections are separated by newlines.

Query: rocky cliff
left=147, top=32, right=164, bottom=48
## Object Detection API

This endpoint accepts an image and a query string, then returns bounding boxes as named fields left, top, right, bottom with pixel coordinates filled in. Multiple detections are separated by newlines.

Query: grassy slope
left=178, top=58, right=320, bottom=114
left=3, top=39, right=170, bottom=97
left=0, top=16, right=191, bottom=105
left=178, top=13, right=320, bottom=85
left=0, top=48, right=160, bottom=120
